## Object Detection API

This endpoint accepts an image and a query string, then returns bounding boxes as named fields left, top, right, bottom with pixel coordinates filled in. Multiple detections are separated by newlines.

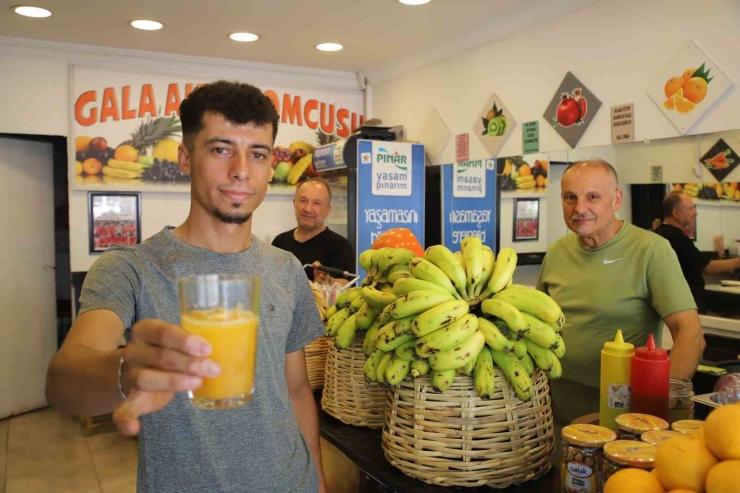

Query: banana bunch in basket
left=322, top=239, right=566, bottom=402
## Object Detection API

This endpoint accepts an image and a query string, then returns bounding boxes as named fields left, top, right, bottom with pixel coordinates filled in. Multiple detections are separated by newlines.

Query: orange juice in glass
left=178, top=274, right=260, bottom=410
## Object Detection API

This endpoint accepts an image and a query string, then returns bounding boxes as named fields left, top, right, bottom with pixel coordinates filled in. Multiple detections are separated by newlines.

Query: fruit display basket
left=322, top=333, right=387, bottom=428
left=382, top=369, right=554, bottom=488
left=307, top=282, right=330, bottom=390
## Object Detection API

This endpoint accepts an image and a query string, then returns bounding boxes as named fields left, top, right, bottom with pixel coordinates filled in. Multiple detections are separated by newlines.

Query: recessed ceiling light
left=229, top=32, right=259, bottom=42
left=130, top=20, right=163, bottom=31
left=398, top=0, right=432, bottom=5
left=12, top=5, right=52, bottom=18
left=316, top=43, right=343, bottom=52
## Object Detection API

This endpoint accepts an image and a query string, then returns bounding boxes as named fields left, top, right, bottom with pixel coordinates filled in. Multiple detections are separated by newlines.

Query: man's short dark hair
left=179, top=81, right=279, bottom=148
left=564, top=159, right=619, bottom=188
left=662, top=191, right=686, bottom=219
left=295, top=177, right=333, bottom=204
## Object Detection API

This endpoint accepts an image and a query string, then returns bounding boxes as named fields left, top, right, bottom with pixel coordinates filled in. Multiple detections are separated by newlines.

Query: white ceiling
left=0, top=0, right=597, bottom=84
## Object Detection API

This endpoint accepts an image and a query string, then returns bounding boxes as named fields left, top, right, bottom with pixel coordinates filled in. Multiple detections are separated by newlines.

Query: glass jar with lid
left=641, top=430, right=683, bottom=447
left=561, top=424, right=617, bottom=493
left=671, top=419, right=704, bottom=435
left=614, top=413, right=669, bottom=440
left=603, top=440, right=658, bottom=481
left=669, top=377, right=695, bottom=423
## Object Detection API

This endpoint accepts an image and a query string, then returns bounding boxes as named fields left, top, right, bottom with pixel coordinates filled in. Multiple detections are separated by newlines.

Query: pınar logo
left=456, top=160, right=484, bottom=173
left=377, top=148, right=408, bottom=171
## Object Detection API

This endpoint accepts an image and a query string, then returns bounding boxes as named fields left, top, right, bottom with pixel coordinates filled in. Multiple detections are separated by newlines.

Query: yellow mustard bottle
left=600, top=330, right=635, bottom=431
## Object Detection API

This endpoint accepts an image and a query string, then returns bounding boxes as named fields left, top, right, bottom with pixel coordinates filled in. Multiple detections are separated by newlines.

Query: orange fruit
left=654, top=436, right=718, bottom=491
left=519, top=164, right=531, bottom=177
left=82, top=157, right=102, bottom=175
left=75, top=136, right=92, bottom=152
left=114, top=144, right=139, bottom=162
left=706, top=460, right=740, bottom=493
left=672, top=88, right=696, bottom=114
left=604, top=468, right=665, bottom=493
left=704, top=404, right=740, bottom=460
left=665, top=76, right=686, bottom=98
left=682, top=68, right=696, bottom=80
left=682, top=77, right=708, bottom=104
left=667, top=490, right=699, bottom=493
left=663, top=98, right=675, bottom=110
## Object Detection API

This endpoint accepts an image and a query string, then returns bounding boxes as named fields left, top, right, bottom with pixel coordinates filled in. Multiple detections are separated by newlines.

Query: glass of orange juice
left=178, top=274, right=260, bottom=410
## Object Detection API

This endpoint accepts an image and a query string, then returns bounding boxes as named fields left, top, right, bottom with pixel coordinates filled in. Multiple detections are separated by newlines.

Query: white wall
left=0, top=38, right=362, bottom=272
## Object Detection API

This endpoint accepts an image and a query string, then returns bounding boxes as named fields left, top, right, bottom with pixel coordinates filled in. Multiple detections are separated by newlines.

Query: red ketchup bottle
left=630, top=334, right=670, bottom=420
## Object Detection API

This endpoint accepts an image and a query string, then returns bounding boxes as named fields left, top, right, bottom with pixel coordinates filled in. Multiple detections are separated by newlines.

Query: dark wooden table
left=316, top=379, right=601, bottom=492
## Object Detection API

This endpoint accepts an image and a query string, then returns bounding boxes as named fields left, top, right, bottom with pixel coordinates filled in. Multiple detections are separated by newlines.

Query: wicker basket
left=382, top=369, right=555, bottom=488
left=305, top=336, right=329, bottom=390
left=321, top=334, right=387, bottom=428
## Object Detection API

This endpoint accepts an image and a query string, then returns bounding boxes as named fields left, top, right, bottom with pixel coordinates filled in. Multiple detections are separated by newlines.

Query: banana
left=334, top=287, right=363, bottom=308
left=552, top=334, right=566, bottom=359
left=386, top=264, right=412, bottom=284
left=348, top=296, right=366, bottom=315
left=324, top=304, right=338, bottom=321
left=375, top=316, right=415, bottom=351
left=379, top=284, right=395, bottom=294
left=481, top=248, right=518, bottom=297
left=480, top=299, right=530, bottom=335
left=490, top=349, right=533, bottom=402
left=334, top=313, right=358, bottom=349
left=387, top=290, right=454, bottom=320
left=410, top=359, right=431, bottom=378
left=477, top=317, right=515, bottom=353
left=521, top=313, right=559, bottom=350
left=430, top=369, right=456, bottom=392
left=362, top=286, right=397, bottom=309
left=512, top=339, right=527, bottom=359
left=474, top=346, right=495, bottom=399
left=376, top=352, right=395, bottom=384
left=548, top=353, right=563, bottom=380
left=428, top=330, right=485, bottom=371
left=516, top=175, right=535, bottom=184
left=363, top=350, right=386, bottom=382
left=359, top=249, right=375, bottom=272
left=517, top=180, right=536, bottom=189
left=410, top=299, right=469, bottom=337
left=356, top=302, right=379, bottom=330
left=108, top=159, right=143, bottom=172
left=385, top=357, right=411, bottom=385
left=493, top=286, right=563, bottom=325
left=551, top=316, right=565, bottom=332
left=370, top=247, right=393, bottom=277
left=519, top=352, right=535, bottom=377
left=456, top=358, right=476, bottom=376
left=394, top=339, right=418, bottom=362
left=455, top=251, right=466, bottom=271
left=325, top=307, right=350, bottom=337
left=379, top=248, right=415, bottom=273
left=461, top=236, right=484, bottom=296
left=408, top=257, right=461, bottom=299
left=414, top=313, right=478, bottom=356
left=523, top=339, right=554, bottom=371
left=378, top=303, right=394, bottom=327
left=392, top=277, right=451, bottom=297
left=102, top=166, right=141, bottom=179
left=362, top=321, right=381, bottom=356
left=474, top=246, right=496, bottom=297
left=424, top=245, right=467, bottom=298
left=493, top=319, right=517, bottom=340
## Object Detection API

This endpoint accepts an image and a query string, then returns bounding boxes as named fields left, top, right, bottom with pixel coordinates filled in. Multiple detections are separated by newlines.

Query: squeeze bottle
left=600, top=330, right=635, bottom=431
left=630, top=334, right=670, bottom=420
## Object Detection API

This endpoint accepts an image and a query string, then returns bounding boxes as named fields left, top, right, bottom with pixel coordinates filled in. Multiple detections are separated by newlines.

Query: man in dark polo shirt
left=273, top=178, right=355, bottom=284
left=655, top=191, right=740, bottom=309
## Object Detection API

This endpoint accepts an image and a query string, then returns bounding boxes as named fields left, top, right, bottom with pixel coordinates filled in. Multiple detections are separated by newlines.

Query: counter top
left=705, top=283, right=740, bottom=296
left=317, top=379, right=601, bottom=492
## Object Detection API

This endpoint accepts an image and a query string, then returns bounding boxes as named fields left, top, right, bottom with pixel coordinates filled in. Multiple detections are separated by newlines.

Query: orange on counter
left=705, top=460, right=740, bottom=493
left=654, top=435, right=719, bottom=492
left=703, top=403, right=740, bottom=460
left=604, top=468, right=665, bottom=493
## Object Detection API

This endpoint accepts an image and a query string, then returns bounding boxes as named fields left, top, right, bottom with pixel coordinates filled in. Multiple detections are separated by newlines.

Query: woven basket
left=306, top=282, right=330, bottom=390
left=382, top=369, right=555, bottom=488
left=321, top=334, right=387, bottom=428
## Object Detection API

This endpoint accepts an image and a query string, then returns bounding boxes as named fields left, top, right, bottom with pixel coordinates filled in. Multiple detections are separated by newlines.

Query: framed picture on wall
left=513, top=198, right=540, bottom=242
left=88, top=192, right=141, bottom=254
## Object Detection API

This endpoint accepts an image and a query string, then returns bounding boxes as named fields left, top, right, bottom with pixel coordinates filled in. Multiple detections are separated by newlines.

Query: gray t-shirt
left=79, top=227, right=323, bottom=493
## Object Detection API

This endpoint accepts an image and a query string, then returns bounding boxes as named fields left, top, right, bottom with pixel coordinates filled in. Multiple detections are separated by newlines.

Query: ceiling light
left=398, top=0, right=432, bottom=5
left=316, top=43, right=343, bottom=52
left=130, top=20, right=163, bottom=31
left=12, top=5, right=52, bottom=17
left=229, top=32, right=259, bottom=42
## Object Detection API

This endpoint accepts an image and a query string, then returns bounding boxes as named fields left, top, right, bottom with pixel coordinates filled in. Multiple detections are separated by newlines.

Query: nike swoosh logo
left=603, top=258, right=623, bottom=265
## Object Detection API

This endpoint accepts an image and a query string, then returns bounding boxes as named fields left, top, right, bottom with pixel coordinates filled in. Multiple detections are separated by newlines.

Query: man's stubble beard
left=213, top=203, right=251, bottom=225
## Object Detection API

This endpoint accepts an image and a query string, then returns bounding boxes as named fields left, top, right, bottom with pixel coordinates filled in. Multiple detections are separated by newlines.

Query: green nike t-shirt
left=536, top=222, right=696, bottom=388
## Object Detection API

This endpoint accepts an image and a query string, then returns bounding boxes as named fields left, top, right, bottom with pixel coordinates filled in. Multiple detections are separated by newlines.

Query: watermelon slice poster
left=71, top=66, right=363, bottom=193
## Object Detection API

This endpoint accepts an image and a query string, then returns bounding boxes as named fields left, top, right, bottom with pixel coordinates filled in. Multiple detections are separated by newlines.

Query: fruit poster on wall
left=71, top=66, right=363, bottom=193
left=497, top=154, right=549, bottom=196
left=671, top=182, right=740, bottom=202
left=700, top=138, right=739, bottom=182
left=646, top=41, right=733, bottom=135
left=543, top=72, right=602, bottom=148
left=473, top=93, right=516, bottom=157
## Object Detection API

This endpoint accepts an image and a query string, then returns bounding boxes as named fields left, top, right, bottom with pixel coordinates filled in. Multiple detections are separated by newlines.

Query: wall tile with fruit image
left=543, top=71, right=602, bottom=149
left=498, top=155, right=549, bottom=196
left=700, top=138, right=740, bottom=183
left=473, top=93, right=516, bottom=157
left=647, top=41, right=733, bottom=135
left=268, top=130, right=340, bottom=194
left=672, top=182, right=740, bottom=202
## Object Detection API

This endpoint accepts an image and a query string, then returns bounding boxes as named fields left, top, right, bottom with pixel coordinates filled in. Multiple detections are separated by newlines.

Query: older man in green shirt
left=537, top=160, right=705, bottom=389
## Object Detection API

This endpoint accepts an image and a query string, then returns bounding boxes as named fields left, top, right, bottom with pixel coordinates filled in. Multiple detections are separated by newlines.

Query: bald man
left=537, top=160, right=705, bottom=389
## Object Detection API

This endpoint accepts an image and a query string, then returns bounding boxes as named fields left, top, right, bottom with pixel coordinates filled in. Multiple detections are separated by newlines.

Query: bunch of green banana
left=359, top=247, right=416, bottom=289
